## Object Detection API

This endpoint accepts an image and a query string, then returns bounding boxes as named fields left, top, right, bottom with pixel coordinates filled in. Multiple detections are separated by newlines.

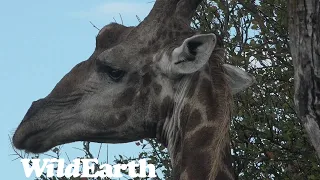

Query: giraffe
left=13, top=0, right=255, bottom=179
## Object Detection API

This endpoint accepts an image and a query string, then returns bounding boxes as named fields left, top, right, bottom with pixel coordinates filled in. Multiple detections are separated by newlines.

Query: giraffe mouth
left=12, top=120, right=132, bottom=153
left=13, top=118, right=79, bottom=153
left=13, top=126, right=54, bottom=153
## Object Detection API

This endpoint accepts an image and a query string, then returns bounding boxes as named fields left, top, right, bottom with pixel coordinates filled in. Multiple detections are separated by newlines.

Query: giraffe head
left=13, top=0, right=254, bottom=154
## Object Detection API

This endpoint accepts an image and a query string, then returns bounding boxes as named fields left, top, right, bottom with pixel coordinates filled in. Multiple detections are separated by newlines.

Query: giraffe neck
left=159, top=66, right=234, bottom=180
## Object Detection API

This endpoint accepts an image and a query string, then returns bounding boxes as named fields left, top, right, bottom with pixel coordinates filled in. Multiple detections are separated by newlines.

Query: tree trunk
left=288, top=0, right=320, bottom=158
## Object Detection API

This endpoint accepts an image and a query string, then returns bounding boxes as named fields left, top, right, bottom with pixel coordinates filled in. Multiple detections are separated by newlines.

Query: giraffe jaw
left=14, top=128, right=53, bottom=153
left=13, top=119, right=144, bottom=153
left=12, top=121, right=85, bottom=153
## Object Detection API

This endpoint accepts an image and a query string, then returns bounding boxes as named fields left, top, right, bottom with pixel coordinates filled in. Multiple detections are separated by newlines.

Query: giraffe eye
left=96, top=61, right=125, bottom=82
left=107, top=68, right=125, bottom=81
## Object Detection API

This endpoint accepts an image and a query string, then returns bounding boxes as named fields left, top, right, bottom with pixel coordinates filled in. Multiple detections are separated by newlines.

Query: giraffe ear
left=171, top=33, right=216, bottom=74
left=223, top=64, right=256, bottom=94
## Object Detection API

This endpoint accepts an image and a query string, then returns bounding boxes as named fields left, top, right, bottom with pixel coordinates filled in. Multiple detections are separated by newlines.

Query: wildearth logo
left=21, top=158, right=156, bottom=178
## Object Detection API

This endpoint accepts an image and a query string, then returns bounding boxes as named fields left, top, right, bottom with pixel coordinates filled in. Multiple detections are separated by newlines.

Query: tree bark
left=288, top=0, right=320, bottom=157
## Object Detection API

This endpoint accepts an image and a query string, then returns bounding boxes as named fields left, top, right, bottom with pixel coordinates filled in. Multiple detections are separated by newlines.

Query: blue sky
left=0, top=1, right=155, bottom=179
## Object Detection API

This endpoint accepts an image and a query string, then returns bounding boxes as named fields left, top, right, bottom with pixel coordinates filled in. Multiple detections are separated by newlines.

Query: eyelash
left=96, top=61, right=125, bottom=82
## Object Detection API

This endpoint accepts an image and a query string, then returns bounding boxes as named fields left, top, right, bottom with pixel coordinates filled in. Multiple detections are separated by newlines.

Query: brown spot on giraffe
left=199, top=78, right=214, bottom=107
left=222, top=144, right=233, bottom=171
left=186, top=126, right=216, bottom=148
left=113, top=88, right=136, bottom=108
left=127, top=72, right=140, bottom=85
left=142, top=73, right=152, bottom=86
left=179, top=104, right=191, bottom=131
left=177, top=126, right=218, bottom=180
left=185, top=109, right=202, bottom=132
left=181, top=149, right=212, bottom=180
left=137, top=87, right=151, bottom=105
left=198, top=78, right=219, bottom=121
left=141, top=64, right=150, bottom=74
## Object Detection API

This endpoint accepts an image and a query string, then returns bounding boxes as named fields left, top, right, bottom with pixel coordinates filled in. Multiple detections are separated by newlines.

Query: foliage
left=192, top=0, right=320, bottom=179
left=114, top=139, right=171, bottom=179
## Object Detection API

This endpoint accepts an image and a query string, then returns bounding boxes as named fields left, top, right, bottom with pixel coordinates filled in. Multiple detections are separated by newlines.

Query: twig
left=9, top=135, right=27, bottom=160
left=64, top=152, right=71, bottom=164
left=8, top=135, right=34, bottom=166
left=89, top=21, right=100, bottom=31
left=83, top=141, right=94, bottom=159
left=97, top=143, right=102, bottom=159
left=43, top=153, right=57, bottom=159
left=72, top=147, right=85, bottom=153
left=107, top=144, right=109, bottom=164
left=119, top=13, right=123, bottom=25
left=136, top=15, right=141, bottom=23
left=113, top=17, right=117, bottom=23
